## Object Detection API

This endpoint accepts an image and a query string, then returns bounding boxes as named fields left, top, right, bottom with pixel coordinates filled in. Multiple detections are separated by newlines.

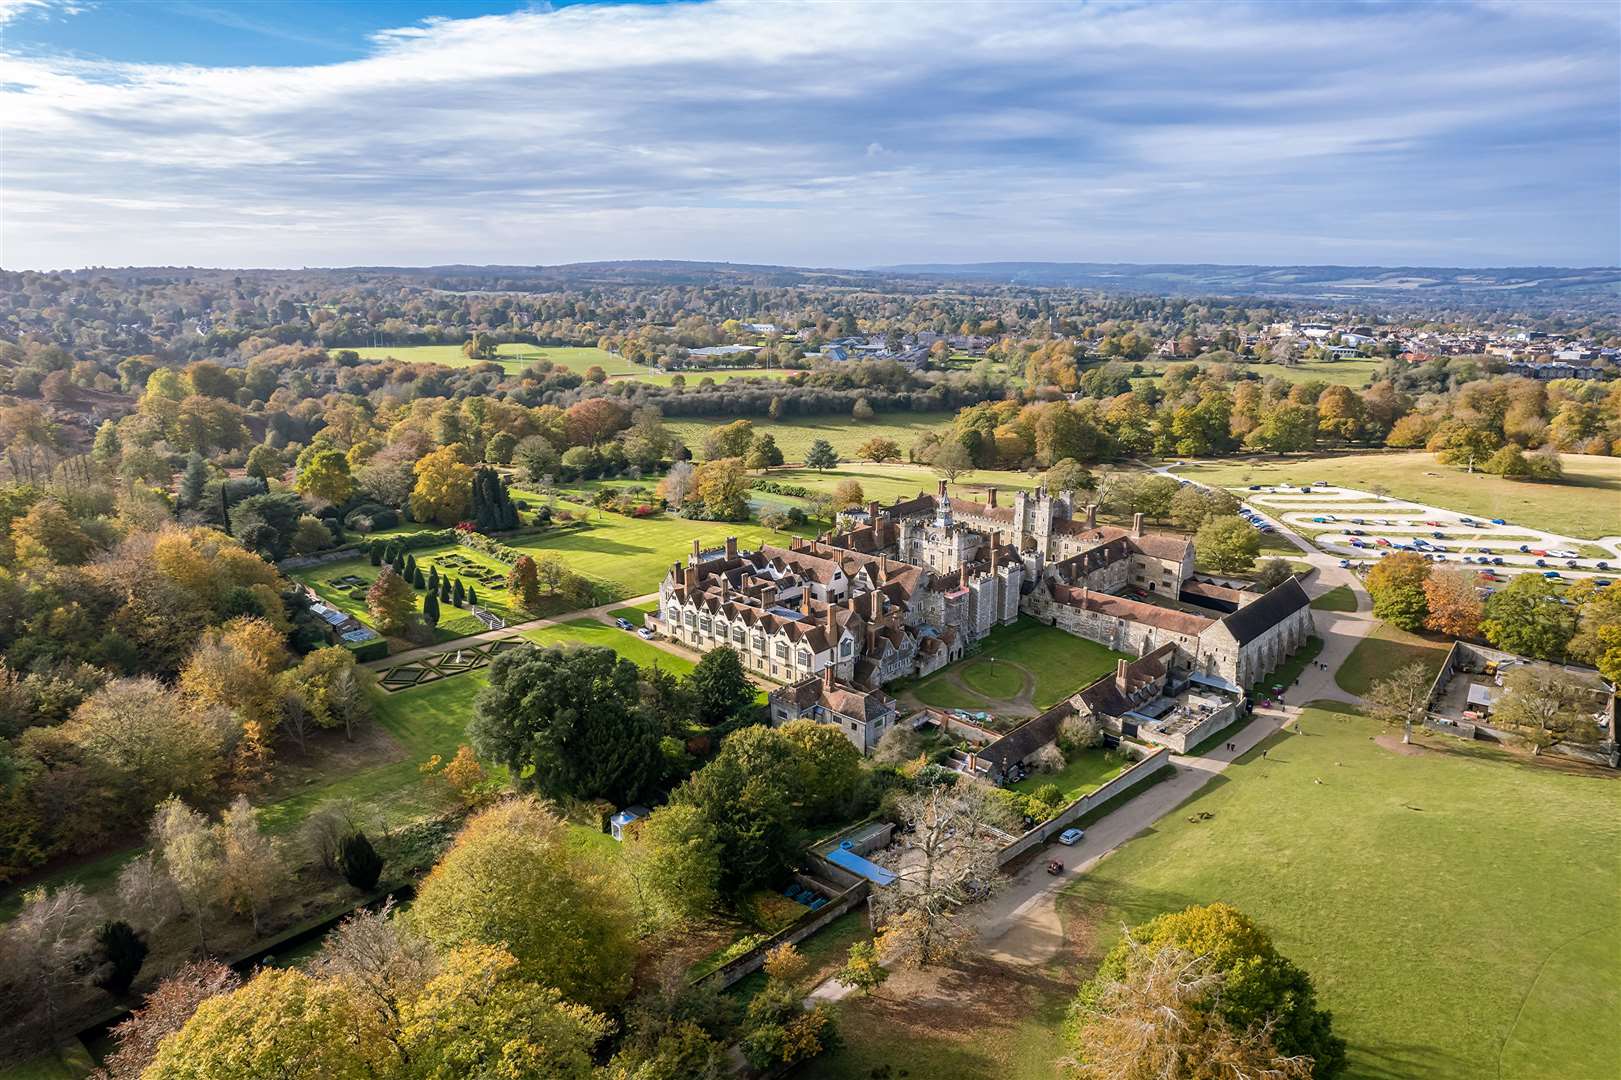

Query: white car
left=1550, top=549, right=1579, bottom=559
left=1058, top=828, right=1084, bottom=845
left=636, top=628, right=655, bottom=640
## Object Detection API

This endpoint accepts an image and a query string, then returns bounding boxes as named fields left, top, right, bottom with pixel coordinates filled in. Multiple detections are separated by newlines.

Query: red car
left=1531, top=549, right=1548, bottom=557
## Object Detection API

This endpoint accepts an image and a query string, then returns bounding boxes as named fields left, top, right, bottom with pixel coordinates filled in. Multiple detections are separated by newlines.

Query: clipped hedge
left=750, top=479, right=811, bottom=499
left=344, top=637, right=390, bottom=662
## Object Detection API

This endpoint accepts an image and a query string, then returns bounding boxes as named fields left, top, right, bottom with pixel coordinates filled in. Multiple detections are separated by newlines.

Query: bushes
left=338, top=831, right=384, bottom=892
left=750, top=479, right=812, bottom=499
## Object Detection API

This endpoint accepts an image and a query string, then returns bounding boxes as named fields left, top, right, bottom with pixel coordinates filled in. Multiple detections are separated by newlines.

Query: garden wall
left=995, top=744, right=1172, bottom=866
left=692, top=879, right=870, bottom=991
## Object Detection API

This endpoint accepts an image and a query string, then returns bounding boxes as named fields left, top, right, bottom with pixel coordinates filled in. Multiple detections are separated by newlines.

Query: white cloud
left=0, top=0, right=1616, bottom=269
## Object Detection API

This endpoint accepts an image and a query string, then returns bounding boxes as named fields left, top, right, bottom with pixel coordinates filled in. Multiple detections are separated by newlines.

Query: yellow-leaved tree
left=410, top=444, right=474, bottom=525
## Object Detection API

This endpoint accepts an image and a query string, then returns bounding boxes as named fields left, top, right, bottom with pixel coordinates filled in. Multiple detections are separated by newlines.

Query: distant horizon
left=12, top=257, right=1621, bottom=275
left=3, top=1, right=1617, bottom=270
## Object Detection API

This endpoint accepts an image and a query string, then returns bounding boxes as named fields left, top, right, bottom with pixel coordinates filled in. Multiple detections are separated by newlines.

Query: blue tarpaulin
left=824, top=846, right=897, bottom=886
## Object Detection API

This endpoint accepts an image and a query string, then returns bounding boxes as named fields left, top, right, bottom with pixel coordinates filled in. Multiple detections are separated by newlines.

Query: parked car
left=1431, top=531, right=1445, bottom=539
left=1543, top=571, right=1562, bottom=579
left=1375, top=538, right=1391, bottom=547
left=1248, top=485, right=1263, bottom=491
left=1349, top=539, right=1365, bottom=548
left=1348, top=528, right=1365, bottom=536
left=614, top=618, right=633, bottom=630
left=1492, top=557, right=1505, bottom=566
left=1518, top=544, right=1531, bottom=553
left=1595, top=579, right=1613, bottom=587
left=1058, top=828, right=1084, bottom=845
left=1490, top=518, right=1506, bottom=525
left=1551, top=549, right=1579, bottom=559
left=1535, top=559, right=1548, bottom=567
left=1338, top=559, right=1351, bottom=568
left=1349, top=518, right=1363, bottom=525
left=1597, top=561, right=1610, bottom=570
left=1566, top=560, right=1580, bottom=568
left=637, top=627, right=655, bottom=639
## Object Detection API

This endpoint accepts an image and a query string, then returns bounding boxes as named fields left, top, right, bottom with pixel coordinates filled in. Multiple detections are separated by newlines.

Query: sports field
left=1174, top=452, right=1621, bottom=539
left=350, top=343, right=641, bottom=377
left=1061, top=703, right=1621, bottom=1080
left=666, top=412, right=959, bottom=462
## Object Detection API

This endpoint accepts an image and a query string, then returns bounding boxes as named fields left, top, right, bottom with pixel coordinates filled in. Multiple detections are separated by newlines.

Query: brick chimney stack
left=988, top=487, right=997, bottom=508
left=823, top=664, right=835, bottom=691
left=691, top=538, right=702, bottom=563
left=1115, top=657, right=1130, bottom=693
left=725, top=536, right=738, bottom=559
left=867, top=501, right=880, bottom=523
left=801, top=589, right=811, bottom=615
left=879, top=553, right=888, bottom=580
left=826, top=603, right=838, bottom=640
left=959, top=564, right=969, bottom=588
left=870, top=590, right=881, bottom=618
left=938, top=479, right=948, bottom=498
left=1085, top=503, right=1097, bottom=528
left=1132, top=512, right=1144, bottom=538
left=720, top=575, right=729, bottom=599
left=762, top=584, right=777, bottom=609
left=683, top=566, right=697, bottom=591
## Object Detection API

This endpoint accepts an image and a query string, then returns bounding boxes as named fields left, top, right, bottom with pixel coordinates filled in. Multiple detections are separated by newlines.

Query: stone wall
left=995, top=744, right=1173, bottom=865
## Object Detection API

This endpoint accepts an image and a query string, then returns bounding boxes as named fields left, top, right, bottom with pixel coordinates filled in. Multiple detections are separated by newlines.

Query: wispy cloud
left=1, top=0, right=1617, bottom=269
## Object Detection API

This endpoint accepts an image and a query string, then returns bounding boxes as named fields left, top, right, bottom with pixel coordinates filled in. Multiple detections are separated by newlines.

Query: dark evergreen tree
left=470, top=645, right=662, bottom=805
left=412, top=565, right=427, bottom=589
left=339, top=831, right=384, bottom=892
left=404, top=553, right=418, bottom=580
left=427, top=565, right=440, bottom=593
left=369, top=540, right=384, bottom=566
left=92, top=920, right=147, bottom=997
left=452, top=578, right=466, bottom=606
left=178, top=452, right=209, bottom=509
left=467, top=583, right=479, bottom=608
left=440, top=576, right=452, bottom=602
left=423, top=588, right=441, bottom=627
left=471, top=466, right=521, bottom=532
left=687, top=647, right=757, bottom=729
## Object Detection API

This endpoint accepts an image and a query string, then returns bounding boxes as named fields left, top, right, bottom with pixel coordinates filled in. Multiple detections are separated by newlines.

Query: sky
left=1, top=0, right=1618, bottom=271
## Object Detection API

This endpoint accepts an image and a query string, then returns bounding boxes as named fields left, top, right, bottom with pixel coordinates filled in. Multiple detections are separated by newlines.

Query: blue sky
left=2, top=0, right=1617, bottom=270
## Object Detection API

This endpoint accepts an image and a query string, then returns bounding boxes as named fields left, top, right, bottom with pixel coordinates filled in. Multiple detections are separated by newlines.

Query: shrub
left=1028, top=743, right=1066, bottom=773
left=338, top=831, right=384, bottom=892
left=92, top=920, right=148, bottom=996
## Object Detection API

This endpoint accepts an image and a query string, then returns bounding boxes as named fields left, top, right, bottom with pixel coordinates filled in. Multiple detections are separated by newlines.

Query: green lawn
left=960, top=657, right=1026, bottom=699
left=1174, top=452, right=1621, bottom=540
left=507, top=514, right=802, bottom=601
left=1310, top=584, right=1357, bottom=611
left=1060, top=703, right=1621, bottom=1080
left=350, top=343, right=641, bottom=378
left=609, top=367, right=798, bottom=387
left=665, top=412, right=959, bottom=462
left=1008, top=748, right=1126, bottom=805
left=291, top=545, right=556, bottom=642
left=608, top=600, right=659, bottom=627
left=0, top=1044, right=96, bottom=1080
left=1336, top=622, right=1451, bottom=696
left=910, top=617, right=1131, bottom=711
left=521, top=618, right=696, bottom=677
left=754, top=463, right=1039, bottom=508
left=1250, top=635, right=1323, bottom=697
left=727, top=908, right=872, bottom=1009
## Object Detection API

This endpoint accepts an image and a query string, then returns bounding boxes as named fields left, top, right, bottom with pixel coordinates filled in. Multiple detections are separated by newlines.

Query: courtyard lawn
left=1059, top=703, right=1621, bottom=1080
left=508, top=513, right=802, bottom=600
left=909, top=617, right=1131, bottom=711
left=1249, top=635, right=1323, bottom=697
left=350, top=343, right=642, bottom=378
left=1336, top=621, right=1451, bottom=696
left=1310, top=584, right=1357, bottom=611
left=665, top=412, right=959, bottom=462
left=1008, top=748, right=1127, bottom=805
left=1173, top=452, right=1621, bottom=539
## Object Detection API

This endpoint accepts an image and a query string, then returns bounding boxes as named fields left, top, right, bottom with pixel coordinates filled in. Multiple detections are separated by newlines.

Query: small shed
left=609, top=805, right=650, bottom=842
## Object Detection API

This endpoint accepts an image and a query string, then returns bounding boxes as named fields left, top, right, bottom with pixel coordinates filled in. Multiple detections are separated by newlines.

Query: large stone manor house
left=650, top=481, right=1311, bottom=750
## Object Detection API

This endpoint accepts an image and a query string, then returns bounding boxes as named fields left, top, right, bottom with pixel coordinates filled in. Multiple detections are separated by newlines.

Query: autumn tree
left=1492, top=665, right=1608, bottom=754
left=1481, top=574, right=1576, bottom=660
left=410, top=444, right=474, bottom=525
left=1567, top=582, right=1621, bottom=683
left=179, top=616, right=287, bottom=733
left=294, top=448, right=354, bottom=506
left=693, top=456, right=750, bottom=521
left=280, top=645, right=374, bottom=741
left=1193, top=515, right=1261, bottom=574
left=214, top=796, right=279, bottom=936
left=1064, top=942, right=1314, bottom=1080
left=928, top=438, right=972, bottom=482
left=856, top=436, right=901, bottom=463
left=367, top=567, right=418, bottom=634
left=1078, top=903, right=1344, bottom=1077
left=1366, top=551, right=1431, bottom=630
left=149, top=797, right=222, bottom=951
left=780, top=718, right=863, bottom=822
left=1365, top=662, right=1434, bottom=745
left=656, top=460, right=697, bottom=507
left=835, top=940, right=889, bottom=997
left=1422, top=567, right=1483, bottom=639
left=0, top=884, right=100, bottom=1036
left=410, top=798, right=635, bottom=1011
left=1043, top=457, right=1095, bottom=495
left=625, top=803, right=723, bottom=926
left=98, top=961, right=241, bottom=1080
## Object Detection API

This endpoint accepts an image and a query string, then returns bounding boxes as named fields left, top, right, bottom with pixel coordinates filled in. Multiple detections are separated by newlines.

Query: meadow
left=1174, top=452, right=1621, bottom=539
left=665, top=411, right=959, bottom=461
left=350, top=343, right=640, bottom=377
left=1059, top=703, right=1621, bottom=1080
left=1111, top=357, right=1385, bottom=389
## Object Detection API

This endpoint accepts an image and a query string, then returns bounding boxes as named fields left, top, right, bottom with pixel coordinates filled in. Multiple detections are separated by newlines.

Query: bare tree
left=300, top=799, right=363, bottom=874
left=96, top=961, right=240, bottom=1080
left=0, top=884, right=102, bottom=1038
left=1062, top=940, right=1314, bottom=1080
left=115, top=853, right=182, bottom=935
left=1492, top=665, right=1601, bottom=755
left=1364, top=662, right=1433, bottom=744
left=309, top=898, right=437, bottom=1060
left=873, top=783, right=1005, bottom=967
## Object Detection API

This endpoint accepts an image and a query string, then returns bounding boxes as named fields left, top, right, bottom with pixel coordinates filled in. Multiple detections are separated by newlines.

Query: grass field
left=1336, top=621, right=1452, bottom=696
left=1174, top=452, right=1621, bottom=539
left=507, top=514, right=801, bottom=600
left=1060, top=703, right=1621, bottom=1080
left=1105, top=357, right=1385, bottom=388
left=1008, top=748, right=1127, bottom=805
left=1310, top=584, right=1357, bottom=611
left=755, top=463, right=1040, bottom=507
left=610, top=367, right=798, bottom=387
left=666, top=412, right=959, bottom=462
left=350, top=343, right=640, bottom=378
left=908, top=617, right=1130, bottom=710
